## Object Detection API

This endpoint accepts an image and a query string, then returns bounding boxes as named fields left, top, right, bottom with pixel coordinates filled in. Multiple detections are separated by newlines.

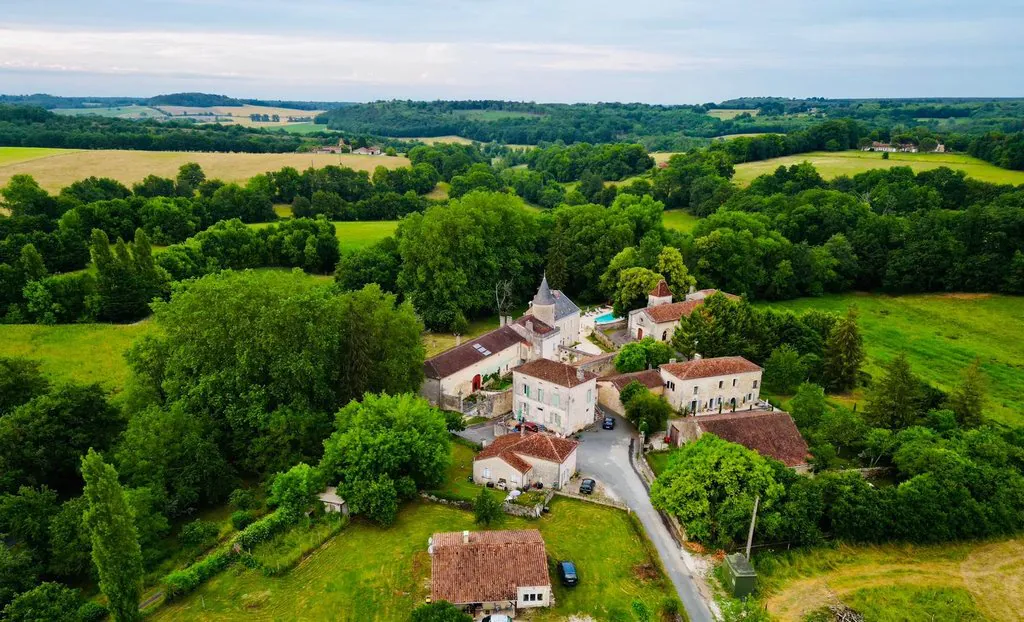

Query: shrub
left=77, top=601, right=109, bottom=622
left=179, top=519, right=219, bottom=550
left=229, top=488, right=257, bottom=510
left=231, top=510, right=256, bottom=530
left=234, top=509, right=294, bottom=549
left=162, top=550, right=233, bottom=599
left=474, top=487, right=502, bottom=525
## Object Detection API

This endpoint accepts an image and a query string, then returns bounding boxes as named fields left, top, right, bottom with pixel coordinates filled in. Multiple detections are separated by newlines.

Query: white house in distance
left=659, top=356, right=763, bottom=415
left=421, top=276, right=582, bottom=407
left=472, top=432, right=579, bottom=490
left=430, top=529, right=552, bottom=617
left=627, top=282, right=739, bottom=343
left=513, top=358, right=597, bottom=436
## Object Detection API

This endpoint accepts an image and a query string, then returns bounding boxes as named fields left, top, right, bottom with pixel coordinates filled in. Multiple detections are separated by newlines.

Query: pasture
left=759, top=538, right=1024, bottom=622
left=0, top=147, right=409, bottom=192
left=764, top=293, right=1024, bottom=429
left=706, top=108, right=759, bottom=120
left=662, top=209, right=701, bottom=233
left=51, top=105, right=165, bottom=119
left=732, top=150, right=1024, bottom=186
left=155, top=104, right=324, bottom=127
left=332, top=221, right=399, bottom=253
left=404, top=135, right=477, bottom=145
left=151, top=495, right=674, bottom=621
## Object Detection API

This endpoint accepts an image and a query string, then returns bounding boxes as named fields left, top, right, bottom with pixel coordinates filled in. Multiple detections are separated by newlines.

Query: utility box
left=724, top=553, right=757, bottom=598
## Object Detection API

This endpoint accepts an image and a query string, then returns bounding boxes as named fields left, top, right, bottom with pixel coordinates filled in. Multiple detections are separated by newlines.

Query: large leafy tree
left=650, top=434, right=785, bottom=547
left=126, top=271, right=424, bottom=473
left=624, top=391, right=673, bottom=435
left=319, top=393, right=450, bottom=526
left=0, top=384, right=122, bottom=494
left=1, top=582, right=80, bottom=622
left=90, top=228, right=169, bottom=322
left=397, top=191, right=541, bottom=330
left=763, top=344, right=806, bottom=394
left=611, top=267, right=663, bottom=317
left=410, top=601, right=472, bottom=622
left=81, top=450, right=143, bottom=622
left=613, top=337, right=673, bottom=373
left=0, top=357, right=49, bottom=416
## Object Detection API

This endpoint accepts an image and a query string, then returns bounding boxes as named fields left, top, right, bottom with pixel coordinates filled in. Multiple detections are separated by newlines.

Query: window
left=666, top=380, right=675, bottom=391
left=753, top=380, right=759, bottom=388
left=718, top=380, right=723, bottom=389
left=693, top=386, right=699, bottom=395
left=552, top=393, right=560, bottom=407
left=538, top=387, right=544, bottom=402
left=661, top=330, right=668, bottom=341
left=523, top=384, right=531, bottom=397
left=732, top=378, right=737, bottom=387
left=586, top=389, right=593, bottom=404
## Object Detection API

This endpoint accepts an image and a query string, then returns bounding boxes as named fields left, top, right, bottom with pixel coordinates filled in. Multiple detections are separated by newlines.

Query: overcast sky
left=1, top=0, right=1021, bottom=103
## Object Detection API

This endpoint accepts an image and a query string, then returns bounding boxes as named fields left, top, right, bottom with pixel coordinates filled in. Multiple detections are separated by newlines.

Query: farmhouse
left=430, top=529, right=552, bottom=616
left=659, top=356, right=763, bottom=415
left=351, top=146, right=383, bottom=155
left=421, top=276, right=582, bottom=408
left=597, top=369, right=665, bottom=415
left=669, top=410, right=810, bottom=471
left=473, top=432, right=578, bottom=491
left=512, top=358, right=598, bottom=435
left=627, top=282, right=738, bottom=342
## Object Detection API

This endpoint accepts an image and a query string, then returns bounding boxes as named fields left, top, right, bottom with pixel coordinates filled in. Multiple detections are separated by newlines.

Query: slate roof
left=431, top=529, right=550, bottom=605
left=695, top=411, right=810, bottom=467
left=514, top=358, right=597, bottom=388
left=660, top=356, right=762, bottom=380
left=475, top=432, right=579, bottom=473
left=423, top=325, right=528, bottom=379
left=533, top=274, right=555, bottom=306
left=552, top=289, right=580, bottom=321
left=602, top=369, right=664, bottom=391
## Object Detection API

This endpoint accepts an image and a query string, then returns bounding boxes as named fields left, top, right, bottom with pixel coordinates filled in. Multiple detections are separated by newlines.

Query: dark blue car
left=558, top=560, right=578, bottom=586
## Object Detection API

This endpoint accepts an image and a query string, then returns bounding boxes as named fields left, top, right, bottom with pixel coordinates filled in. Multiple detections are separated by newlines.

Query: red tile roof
left=642, top=299, right=703, bottom=323
left=431, top=529, right=550, bottom=605
left=424, top=325, right=528, bottom=379
left=514, top=358, right=597, bottom=388
left=695, top=410, right=810, bottom=467
left=515, top=314, right=555, bottom=335
left=649, top=279, right=673, bottom=297
left=602, top=369, right=664, bottom=391
left=475, top=432, right=579, bottom=473
left=660, top=356, right=761, bottom=380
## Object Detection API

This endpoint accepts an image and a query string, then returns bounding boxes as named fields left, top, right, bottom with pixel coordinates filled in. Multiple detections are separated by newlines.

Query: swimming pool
left=595, top=311, right=620, bottom=324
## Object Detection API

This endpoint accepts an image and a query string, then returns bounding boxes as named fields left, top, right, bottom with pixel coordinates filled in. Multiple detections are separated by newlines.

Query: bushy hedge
left=162, top=548, right=233, bottom=600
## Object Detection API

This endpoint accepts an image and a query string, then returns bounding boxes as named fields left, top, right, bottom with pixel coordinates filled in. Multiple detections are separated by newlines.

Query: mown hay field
left=0, top=147, right=409, bottom=192
left=760, top=538, right=1024, bottom=622
left=733, top=150, right=1024, bottom=186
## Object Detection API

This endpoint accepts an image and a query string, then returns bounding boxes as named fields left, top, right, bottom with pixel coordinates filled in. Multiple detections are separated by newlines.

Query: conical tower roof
left=533, top=273, right=555, bottom=306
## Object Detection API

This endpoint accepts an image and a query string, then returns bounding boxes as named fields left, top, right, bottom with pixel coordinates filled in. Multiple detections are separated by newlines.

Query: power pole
left=745, top=494, right=760, bottom=561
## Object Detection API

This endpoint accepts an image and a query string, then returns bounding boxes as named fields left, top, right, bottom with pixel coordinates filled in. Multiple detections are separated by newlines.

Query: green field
left=0, top=321, right=157, bottom=392
left=662, top=209, right=701, bottom=233
left=244, top=220, right=398, bottom=253
left=733, top=150, right=1024, bottom=186
left=279, top=123, right=336, bottom=135
left=763, top=293, right=1024, bottom=428
left=0, top=146, right=74, bottom=167
left=152, top=496, right=674, bottom=621
left=51, top=105, right=165, bottom=119
left=759, top=538, right=1023, bottom=622
left=706, top=108, right=759, bottom=120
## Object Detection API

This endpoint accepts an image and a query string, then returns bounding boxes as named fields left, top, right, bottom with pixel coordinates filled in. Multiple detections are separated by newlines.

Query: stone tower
left=531, top=273, right=556, bottom=327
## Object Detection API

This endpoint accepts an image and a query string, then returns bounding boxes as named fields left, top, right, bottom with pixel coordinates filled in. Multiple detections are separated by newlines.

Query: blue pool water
left=595, top=312, right=619, bottom=324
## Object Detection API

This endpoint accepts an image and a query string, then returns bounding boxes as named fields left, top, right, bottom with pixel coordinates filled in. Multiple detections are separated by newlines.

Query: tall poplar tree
left=81, top=450, right=142, bottom=622
left=823, top=307, right=864, bottom=392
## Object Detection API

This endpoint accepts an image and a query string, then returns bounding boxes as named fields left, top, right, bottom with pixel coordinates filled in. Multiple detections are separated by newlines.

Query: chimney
left=669, top=358, right=677, bottom=364
left=526, top=320, right=534, bottom=334
left=455, top=334, right=462, bottom=346
left=693, top=353, right=702, bottom=360
left=688, top=285, right=696, bottom=295
left=462, top=530, right=470, bottom=544
left=576, top=367, right=584, bottom=381
left=499, top=316, right=506, bottom=327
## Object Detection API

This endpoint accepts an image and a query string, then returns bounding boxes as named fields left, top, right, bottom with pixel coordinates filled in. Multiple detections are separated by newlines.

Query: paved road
left=576, top=414, right=715, bottom=622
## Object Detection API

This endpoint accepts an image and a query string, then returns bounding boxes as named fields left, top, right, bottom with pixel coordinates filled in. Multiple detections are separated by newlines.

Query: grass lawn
left=152, top=497, right=675, bottom=621
left=0, top=320, right=157, bottom=393
left=662, top=209, right=701, bottom=233
left=0, top=147, right=409, bottom=192
left=762, top=292, right=1024, bottom=429
left=332, top=220, right=399, bottom=253
left=0, top=146, right=77, bottom=167
left=423, top=315, right=503, bottom=358
left=732, top=150, right=1024, bottom=186
left=758, top=538, right=1024, bottom=622
left=645, top=449, right=679, bottom=477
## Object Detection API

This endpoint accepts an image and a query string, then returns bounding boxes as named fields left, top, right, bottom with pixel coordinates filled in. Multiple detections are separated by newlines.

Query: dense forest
left=0, top=92, right=351, bottom=111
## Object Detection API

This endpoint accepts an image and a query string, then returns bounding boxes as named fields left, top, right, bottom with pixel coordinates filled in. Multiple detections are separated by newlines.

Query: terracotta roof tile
left=431, top=529, right=550, bottom=604
left=514, top=358, right=597, bottom=388
left=602, top=369, right=664, bottom=391
left=696, top=410, right=810, bottom=467
left=424, top=325, right=528, bottom=379
left=515, top=314, right=556, bottom=335
left=643, top=299, right=704, bottom=323
left=649, top=280, right=673, bottom=297
left=475, top=432, right=579, bottom=472
left=660, top=356, right=761, bottom=380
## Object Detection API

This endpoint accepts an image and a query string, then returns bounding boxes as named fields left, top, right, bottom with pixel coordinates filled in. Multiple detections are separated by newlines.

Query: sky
left=1, top=0, right=1022, bottom=104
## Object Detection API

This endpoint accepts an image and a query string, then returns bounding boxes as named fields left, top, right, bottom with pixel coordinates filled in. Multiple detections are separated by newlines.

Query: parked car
left=602, top=416, right=615, bottom=430
left=513, top=421, right=539, bottom=433
left=579, top=478, right=595, bottom=495
left=558, top=560, right=579, bottom=586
